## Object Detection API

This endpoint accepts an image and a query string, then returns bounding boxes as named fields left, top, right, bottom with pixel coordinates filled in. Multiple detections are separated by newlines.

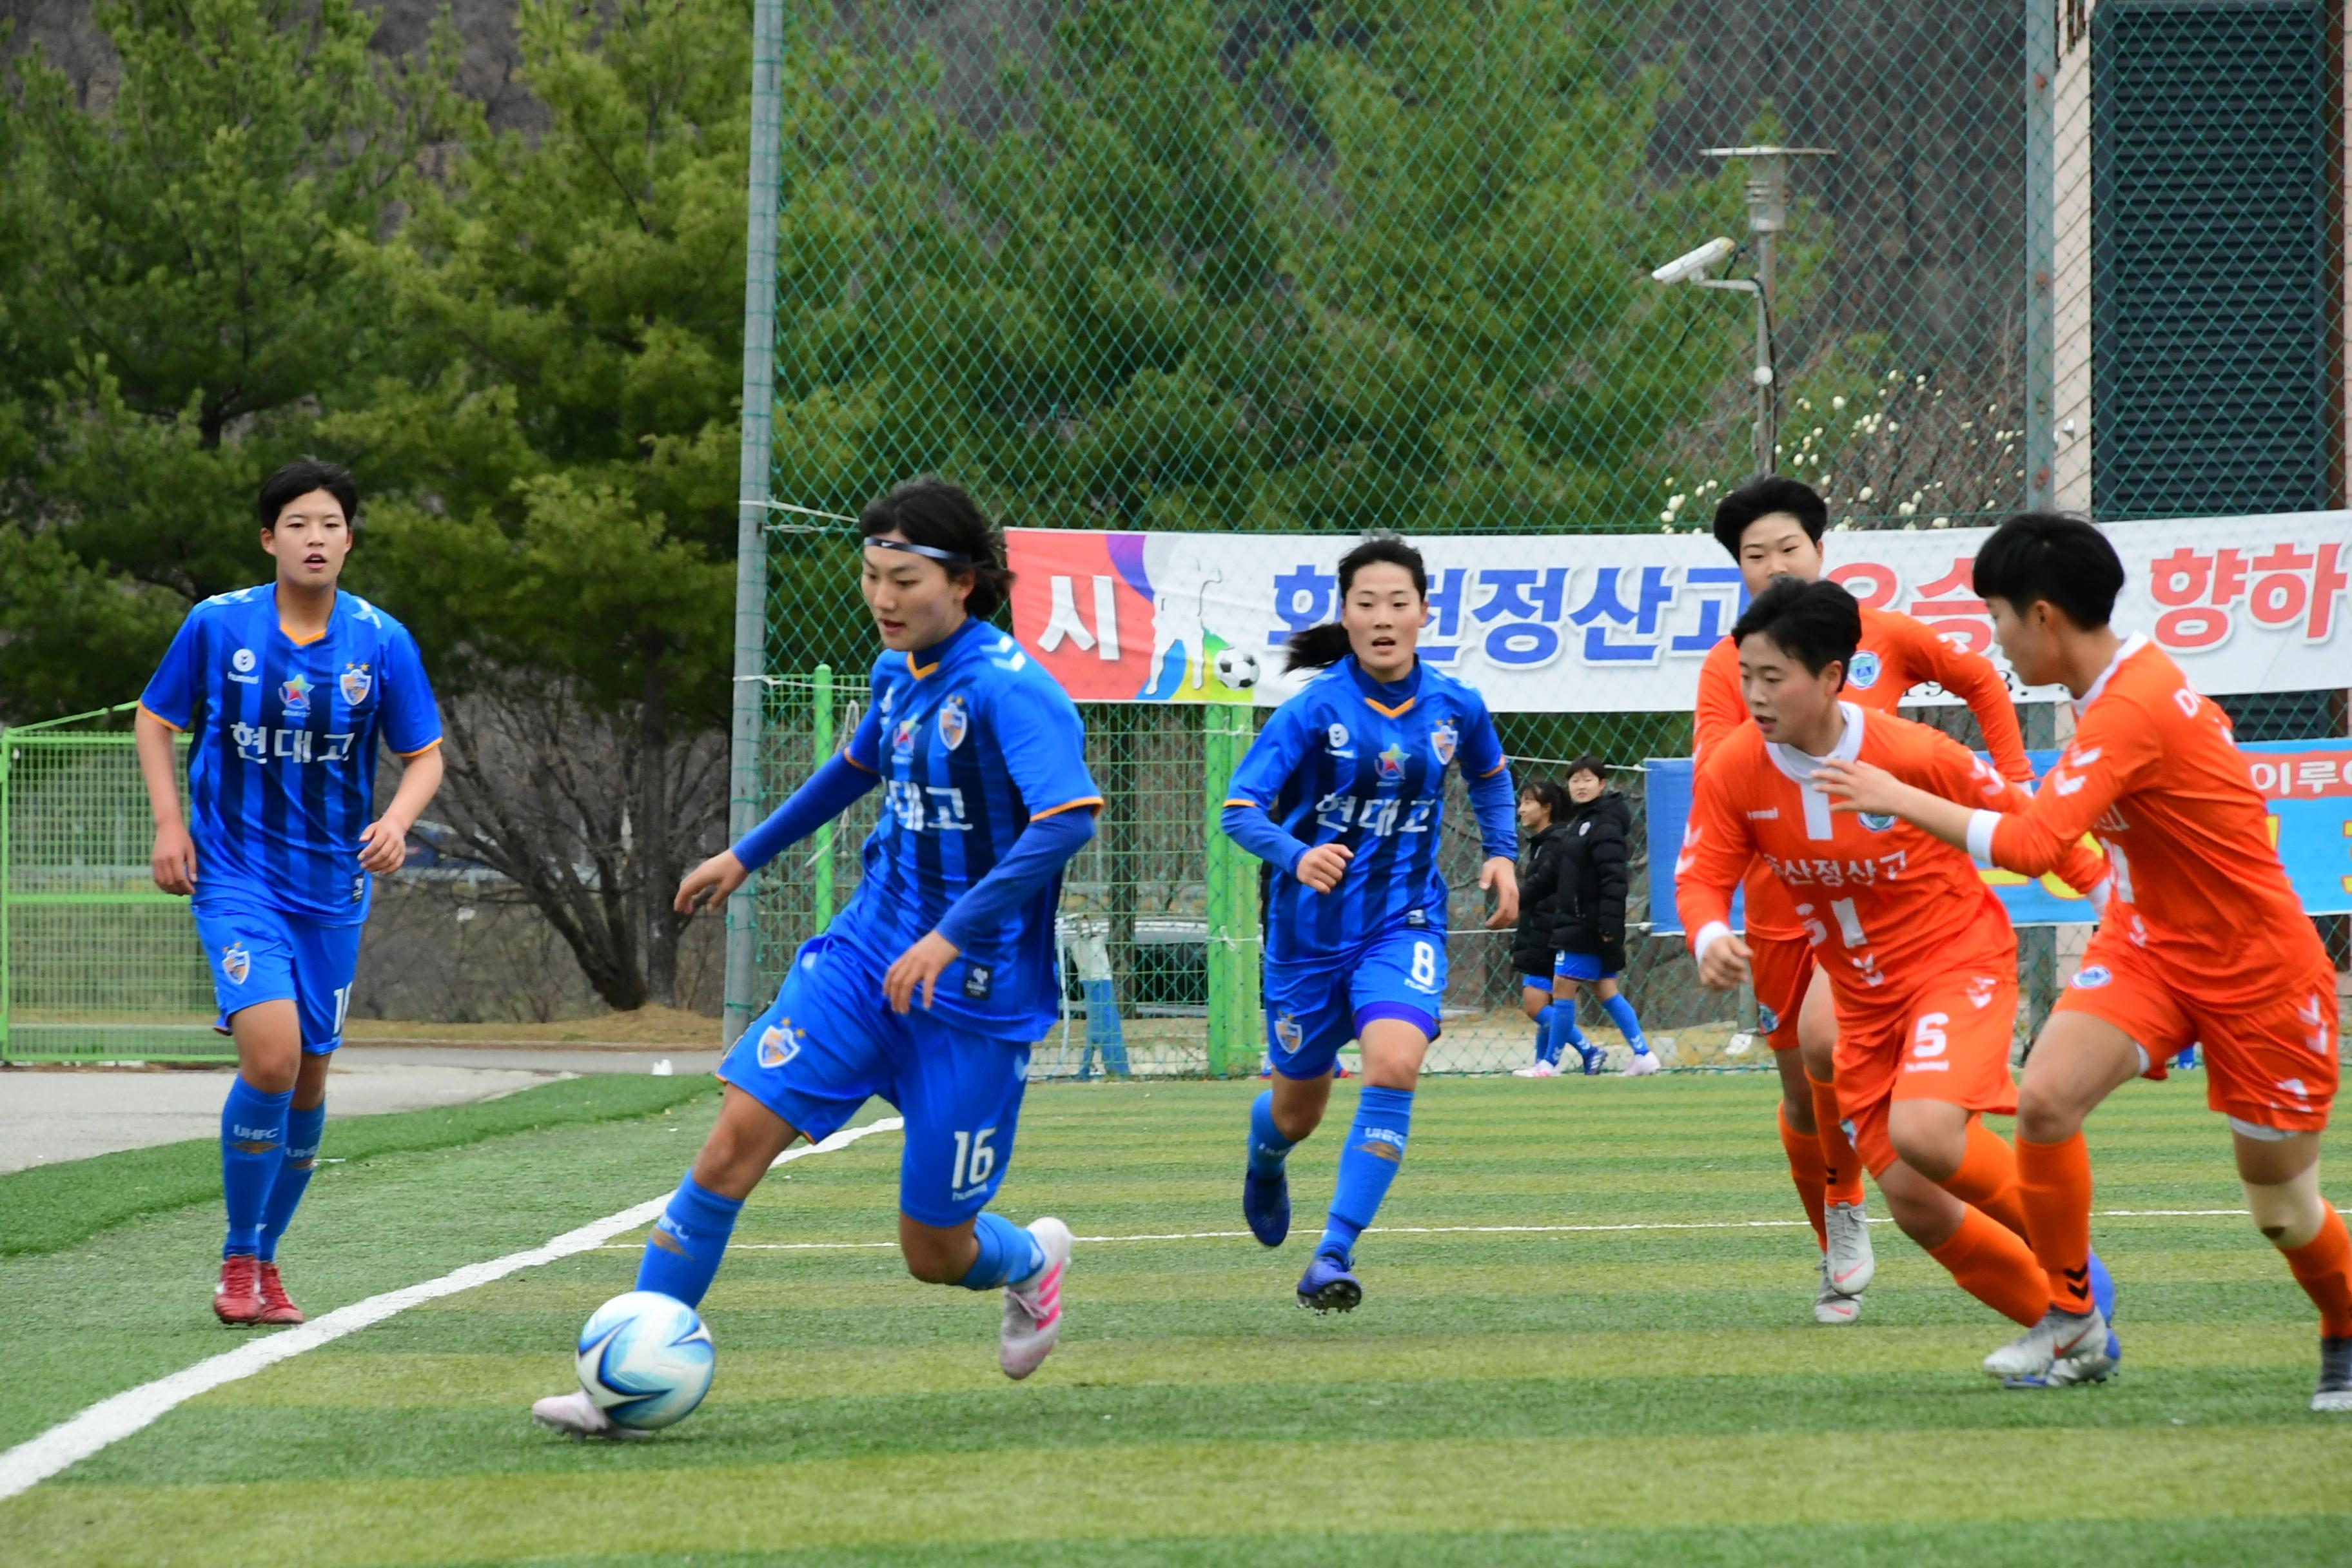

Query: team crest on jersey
left=1757, top=1002, right=1780, bottom=1035
left=1859, top=811, right=1897, bottom=832
left=892, top=716, right=919, bottom=758
left=2070, top=965, right=2112, bottom=989
left=1848, top=651, right=1882, bottom=690
left=962, top=964, right=993, bottom=1000
left=1429, top=718, right=1458, bottom=767
left=339, top=663, right=372, bottom=705
left=757, top=1018, right=804, bottom=1069
left=1274, top=1012, right=1303, bottom=1053
left=1326, top=723, right=1351, bottom=752
left=278, top=672, right=313, bottom=718
left=1375, top=741, right=1408, bottom=781
left=937, top=694, right=969, bottom=751
left=220, top=944, right=251, bottom=986
left=232, top=648, right=256, bottom=674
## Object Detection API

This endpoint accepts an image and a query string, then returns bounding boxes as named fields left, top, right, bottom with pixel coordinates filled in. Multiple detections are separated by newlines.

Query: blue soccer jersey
left=830, top=619, right=1101, bottom=1040
left=1222, top=658, right=1515, bottom=963
left=140, top=586, right=443, bottom=924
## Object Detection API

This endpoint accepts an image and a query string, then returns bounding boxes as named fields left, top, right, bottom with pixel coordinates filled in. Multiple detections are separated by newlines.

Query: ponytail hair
left=1282, top=535, right=1431, bottom=672
left=1520, top=777, right=1568, bottom=822
left=859, top=477, right=1015, bottom=620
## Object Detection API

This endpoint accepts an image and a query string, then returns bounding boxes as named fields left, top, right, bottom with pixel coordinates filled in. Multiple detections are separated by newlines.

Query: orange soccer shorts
left=1749, top=932, right=1817, bottom=1052
left=2053, top=927, right=2338, bottom=1133
left=1838, top=968, right=2020, bottom=1177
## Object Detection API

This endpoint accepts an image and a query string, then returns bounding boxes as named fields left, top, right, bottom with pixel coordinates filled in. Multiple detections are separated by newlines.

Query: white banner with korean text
left=1003, top=513, right=2352, bottom=712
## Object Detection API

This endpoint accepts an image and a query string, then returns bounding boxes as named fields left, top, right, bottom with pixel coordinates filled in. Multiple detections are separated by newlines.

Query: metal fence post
left=723, top=0, right=786, bottom=1047
left=2024, top=0, right=2058, bottom=511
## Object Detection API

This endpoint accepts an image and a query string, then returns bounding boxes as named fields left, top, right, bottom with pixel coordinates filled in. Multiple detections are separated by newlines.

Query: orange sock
left=1926, top=1204, right=2053, bottom=1328
left=1808, top=1073, right=1863, bottom=1208
left=2282, top=1207, right=2352, bottom=1339
left=1943, top=1119, right=2030, bottom=1241
left=2018, top=1132, right=2095, bottom=1313
left=1778, top=1104, right=1828, bottom=1251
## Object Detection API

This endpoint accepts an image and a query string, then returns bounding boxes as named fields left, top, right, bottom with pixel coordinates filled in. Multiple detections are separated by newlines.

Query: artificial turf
left=6, top=1073, right=2350, bottom=1565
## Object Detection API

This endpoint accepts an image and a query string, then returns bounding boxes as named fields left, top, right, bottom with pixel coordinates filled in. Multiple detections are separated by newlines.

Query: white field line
left=0, top=1117, right=904, bottom=1503
left=591, top=1208, right=2257, bottom=1251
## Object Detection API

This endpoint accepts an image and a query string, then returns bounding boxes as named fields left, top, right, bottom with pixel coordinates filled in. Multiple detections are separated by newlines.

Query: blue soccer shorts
left=1518, top=972, right=1554, bottom=994
left=1262, top=927, right=1446, bottom=1079
left=193, top=894, right=364, bottom=1054
left=1554, top=949, right=1618, bottom=983
left=718, top=935, right=1033, bottom=1228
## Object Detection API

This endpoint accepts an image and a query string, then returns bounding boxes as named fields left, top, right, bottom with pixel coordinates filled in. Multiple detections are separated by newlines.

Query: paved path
left=0, top=1047, right=718, bottom=1173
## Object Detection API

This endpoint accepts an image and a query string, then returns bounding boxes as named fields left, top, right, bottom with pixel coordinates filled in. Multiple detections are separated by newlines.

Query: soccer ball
left=574, top=1290, right=715, bottom=1430
left=1212, top=647, right=1260, bottom=690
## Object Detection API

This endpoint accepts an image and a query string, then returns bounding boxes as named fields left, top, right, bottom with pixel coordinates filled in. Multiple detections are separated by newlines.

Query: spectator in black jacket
left=1550, top=756, right=1658, bottom=1076
left=1508, top=779, right=1589, bottom=1078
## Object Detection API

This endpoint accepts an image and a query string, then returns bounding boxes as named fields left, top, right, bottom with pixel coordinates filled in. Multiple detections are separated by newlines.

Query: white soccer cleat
left=1622, top=1051, right=1661, bottom=1077
left=1983, top=1306, right=2115, bottom=1385
left=531, top=1389, right=649, bottom=1440
left=999, top=1216, right=1072, bottom=1380
left=1822, top=1200, right=1876, bottom=1297
left=1511, top=1060, right=1558, bottom=1079
left=1812, top=1255, right=1861, bottom=1325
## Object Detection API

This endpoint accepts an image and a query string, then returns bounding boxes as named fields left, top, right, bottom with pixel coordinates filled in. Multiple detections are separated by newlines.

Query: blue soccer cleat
left=1243, top=1166, right=1291, bottom=1248
left=1296, top=1249, right=1362, bottom=1313
left=1578, top=1043, right=1605, bottom=1076
left=2088, top=1249, right=2121, bottom=1364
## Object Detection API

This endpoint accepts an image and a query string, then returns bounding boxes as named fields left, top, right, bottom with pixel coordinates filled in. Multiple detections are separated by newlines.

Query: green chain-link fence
left=738, top=0, right=2350, bottom=1075
left=0, top=707, right=222, bottom=1062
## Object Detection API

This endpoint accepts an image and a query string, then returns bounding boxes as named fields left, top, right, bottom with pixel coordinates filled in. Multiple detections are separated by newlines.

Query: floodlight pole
left=1703, top=146, right=1833, bottom=476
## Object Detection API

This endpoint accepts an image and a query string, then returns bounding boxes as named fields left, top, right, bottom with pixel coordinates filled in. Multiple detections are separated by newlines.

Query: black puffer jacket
left=1550, top=789, right=1632, bottom=969
left=1509, top=823, right=1568, bottom=978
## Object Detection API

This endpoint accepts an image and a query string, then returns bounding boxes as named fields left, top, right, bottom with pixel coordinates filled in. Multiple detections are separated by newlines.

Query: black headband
left=864, top=537, right=975, bottom=568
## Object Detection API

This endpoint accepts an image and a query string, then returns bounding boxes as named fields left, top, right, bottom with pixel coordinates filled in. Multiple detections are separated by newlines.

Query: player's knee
left=1886, top=1111, right=1964, bottom=1183
left=2242, top=1166, right=2327, bottom=1251
left=240, top=1058, right=297, bottom=1095
left=2012, top=1085, right=2082, bottom=1146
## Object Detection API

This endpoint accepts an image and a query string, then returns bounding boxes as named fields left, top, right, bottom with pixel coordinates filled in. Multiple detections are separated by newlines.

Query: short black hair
left=1286, top=535, right=1429, bottom=671
left=258, top=458, right=359, bottom=532
left=1565, top=753, right=1607, bottom=784
left=1730, top=576, right=1860, bottom=684
left=1972, top=513, right=2122, bottom=630
left=1711, top=476, right=1827, bottom=560
left=859, top=478, right=1014, bottom=619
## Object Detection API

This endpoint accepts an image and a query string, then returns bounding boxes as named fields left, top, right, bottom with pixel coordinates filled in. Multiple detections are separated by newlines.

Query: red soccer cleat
left=255, top=1261, right=306, bottom=1326
left=214, top=1254, right=264, bottom=1326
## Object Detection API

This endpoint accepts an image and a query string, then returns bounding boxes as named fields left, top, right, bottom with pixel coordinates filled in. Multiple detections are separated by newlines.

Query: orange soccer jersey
left=1966, top=634, right=2335, bottom=1130
left=1692, top=603, right=2035, bottom=946
left=1678, top=705, right=2106, bottom=1169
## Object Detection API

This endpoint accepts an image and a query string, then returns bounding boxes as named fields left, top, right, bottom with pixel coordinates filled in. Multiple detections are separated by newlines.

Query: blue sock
left=1531, top=1004, right=1556, bottom=1063
left=1603, top=993, right=1647, bottom=1053
left=220, top=1077, right=293, bottom=1259
left=634, top=1175, right=743, bottom=1308
left=957, top=1211, right=1045, bottom=1290
left=1547, top=1004, right=1587, bottom=1064
left=256, top=1099, right=327, bottom=1262
left=1318, top=1086, right=1413, bottom=1262
left=1248, top=1089, right=1295, bottom=1175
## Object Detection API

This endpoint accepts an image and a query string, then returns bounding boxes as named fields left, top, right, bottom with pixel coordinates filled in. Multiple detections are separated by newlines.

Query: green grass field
left=6, top=1072, right=2351, bottom=1565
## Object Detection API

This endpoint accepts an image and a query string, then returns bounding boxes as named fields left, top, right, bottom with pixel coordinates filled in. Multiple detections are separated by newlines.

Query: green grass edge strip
left=0, top=1072, right=717, bottom=1258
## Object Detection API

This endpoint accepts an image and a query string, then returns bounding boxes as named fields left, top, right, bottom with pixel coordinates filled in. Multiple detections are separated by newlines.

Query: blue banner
left=1645, top=738, right=2352, bottom=935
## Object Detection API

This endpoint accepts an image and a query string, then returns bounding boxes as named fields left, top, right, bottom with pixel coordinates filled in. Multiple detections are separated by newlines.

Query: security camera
left=1648, top=236, right=1736, bottom=285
